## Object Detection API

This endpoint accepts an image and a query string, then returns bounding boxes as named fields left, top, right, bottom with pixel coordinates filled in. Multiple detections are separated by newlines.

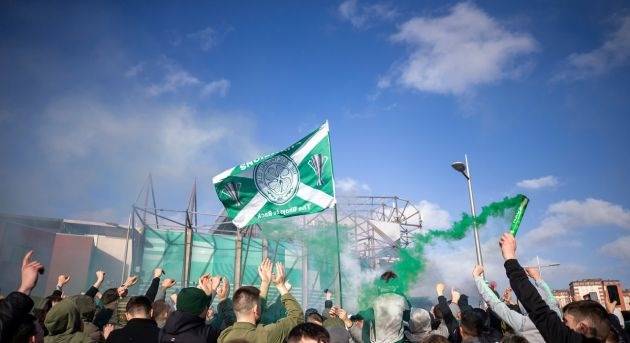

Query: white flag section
left=213, top=121, right=336, bottom=228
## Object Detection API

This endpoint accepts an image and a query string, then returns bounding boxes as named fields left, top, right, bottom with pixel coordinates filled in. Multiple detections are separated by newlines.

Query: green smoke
left=358, top=194, right=525, bottom=308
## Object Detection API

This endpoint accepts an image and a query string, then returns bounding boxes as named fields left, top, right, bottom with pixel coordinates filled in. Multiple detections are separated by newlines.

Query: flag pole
left=325, top=120, right=344, bottom=308
left=334, top=204, right=343, bottom=308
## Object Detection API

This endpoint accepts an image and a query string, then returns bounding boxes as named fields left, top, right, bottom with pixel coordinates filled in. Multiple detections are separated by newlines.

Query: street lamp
left=451, top=154, right=484, bottom=269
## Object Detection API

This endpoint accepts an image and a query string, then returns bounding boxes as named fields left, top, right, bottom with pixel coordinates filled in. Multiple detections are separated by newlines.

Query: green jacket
left=218, top=293, right=304, bottom=343
left=43, top=298, right=91, bottom=343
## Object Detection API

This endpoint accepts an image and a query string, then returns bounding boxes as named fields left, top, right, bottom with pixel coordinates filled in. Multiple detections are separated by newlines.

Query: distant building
left=624, top=289, right=630, bottom=309
left=553, top=289, right=571, bottom=308
left=566, top=279, right=627, bottom=311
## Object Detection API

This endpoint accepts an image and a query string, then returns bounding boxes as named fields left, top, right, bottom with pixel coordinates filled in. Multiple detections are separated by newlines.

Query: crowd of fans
left=0, top=233, right=628, bottom=343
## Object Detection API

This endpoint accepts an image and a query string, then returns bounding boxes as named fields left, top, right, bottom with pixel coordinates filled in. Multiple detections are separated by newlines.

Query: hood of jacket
left=162, top=310, right=205, bottom=335
left=71, top=295, right=96, bottom=323
left=44, top=298, right=82, bottom=336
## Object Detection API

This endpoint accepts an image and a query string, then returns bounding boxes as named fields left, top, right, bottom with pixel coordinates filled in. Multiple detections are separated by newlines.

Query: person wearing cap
left=160, top=274, right=222, bottom=343
left=218, top=259, right=304, bottom=343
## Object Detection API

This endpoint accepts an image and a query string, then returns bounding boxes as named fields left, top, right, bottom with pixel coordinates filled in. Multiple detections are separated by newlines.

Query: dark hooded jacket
left=44, top=298, right=91, bottom=343
left=72, top=295, right=103, bottom=342
left=106, top=318, right=159, bottom=343
left=160, top=310, right=220, bottom=343
left=0, top=291, right=35, bottom=341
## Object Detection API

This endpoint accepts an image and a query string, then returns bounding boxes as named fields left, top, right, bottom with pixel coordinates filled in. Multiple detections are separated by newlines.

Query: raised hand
left=153, top=268, right=164, bottom=279
left=198, top=274, right=212, bottom=295
left=524, top=267, right=542, bottom=281
left=57, top=274, right=71, bottom=287
left=19, top=250, right=44, bottom=295
left=94, top=270, right=106, bottom=289
left=502, top=288, right=513, bottom=304
left=436, top=283, right=446, bottom=296
left=337, top=307, right=352, bottom=328
left=499, top=233, right=517, bottom=261
left=162, top=278, right=176, bottom=289
left=258, top=258, right=273, bottom=284
left=272, top=262, right=286, bottom=286
left=216, top=277, right=230, bottom=301
left=472, top=265, right=484, bottom=278
left=451, top=288, right=461, bottom=303
left=124, top=275, right=139, bottom=287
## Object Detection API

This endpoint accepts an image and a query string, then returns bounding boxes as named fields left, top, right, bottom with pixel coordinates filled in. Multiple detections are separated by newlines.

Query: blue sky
left=1, top=1, right=629, bottom=293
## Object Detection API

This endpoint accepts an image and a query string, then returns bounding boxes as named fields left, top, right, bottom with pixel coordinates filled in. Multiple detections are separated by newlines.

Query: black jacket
left=504, top=259, right=600, bottom=343
left=106, top=318, right=159, bottom=342
left=160, top=310, right=220, bottom=343
left=0, top=291, right=35, bottom=341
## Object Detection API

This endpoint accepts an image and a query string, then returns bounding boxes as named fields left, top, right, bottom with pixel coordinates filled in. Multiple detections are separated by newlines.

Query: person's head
left=10, top=314, right=44, bottom=343
left=472, top=308, right=489, bottom=327
left=232, top=286, right=261, bottom=323
left=125, top=296, right=152, bottom=320
left=305, top=309, right=324, bottom=326
left=421, top=334, right=449, bottom=343
left=459, top=311, right=483, bottom=339
left=177, top=288, right=210, bottom=319
left=43, top=298, right=82, bottom=336
left=562, top=300, right=610, bottom=341
left=582, top=294, right=591, bottom=301
left=380, top=271, right=397, bottom=283
left=287, top=322, right=330, bottom=343
left=350, top=314, right=364, bottom=329
left=117, top=287, right=129, bottom=298
left=501, top=334, right=529, bottom=343
left=409, top=308, right=432, bottom=334
left=101, top=288, right=120, bottom=305
left=152, top=300, right=172, bottom=328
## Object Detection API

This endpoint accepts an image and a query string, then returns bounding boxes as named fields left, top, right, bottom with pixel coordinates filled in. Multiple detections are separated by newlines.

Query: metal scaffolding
left=122, top=176, right=424, bottom=308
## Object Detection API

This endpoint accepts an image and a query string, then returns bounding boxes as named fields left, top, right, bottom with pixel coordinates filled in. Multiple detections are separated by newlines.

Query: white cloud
left=20, top=95, right=264, bottom=222
left=145, top=62, right=200, bottom=96
left=524, top=198, right=630, bottom=243
left=600, top=235, right=630, bottom=260
left=336, top=177, right=371, bottom=194
left=188, top=27, right=218, bottom=51
left=417, top=200, right=451, bottom=229
left=385, top=2, right=537, bottom=95
left=556, top=15, right=630, bottom=80
left=338, top=0, right=397, bottom=29
left=201, top=79, right=231, bottom=97
left=516, top=175, right=559, bottom=189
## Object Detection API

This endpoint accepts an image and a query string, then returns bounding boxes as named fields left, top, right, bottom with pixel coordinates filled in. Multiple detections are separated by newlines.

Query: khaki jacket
left=218, top=293, right=303, bottom=343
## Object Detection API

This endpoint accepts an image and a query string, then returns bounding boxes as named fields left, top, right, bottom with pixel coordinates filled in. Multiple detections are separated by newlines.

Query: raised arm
left=145, top=268, right=163, bottom=302
left=0, top=251, right=40, bottom=341
left=500, top=233, right=585, bottom=343
left=55, top=274, right=70, bottom=294
left=435, top=282, right=458, bottom=335
left=525, top=267, right=562, bottom=318
left=473, top=265, right=528, bottom=331
left=265, top=263, right=304, bottom=342
left=85, top=271, right=105, bottom=298
left=212, top=277, right=235, bottom=330
left=258, top=258, right=273, bottom=300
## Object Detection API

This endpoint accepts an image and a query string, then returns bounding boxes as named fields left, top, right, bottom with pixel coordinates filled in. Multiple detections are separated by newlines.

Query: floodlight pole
left=464, top=155, right=484, bottom=270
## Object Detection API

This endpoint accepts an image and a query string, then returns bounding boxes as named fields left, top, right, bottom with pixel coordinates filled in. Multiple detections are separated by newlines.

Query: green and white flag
left=213, top=121, right=336, bottom=228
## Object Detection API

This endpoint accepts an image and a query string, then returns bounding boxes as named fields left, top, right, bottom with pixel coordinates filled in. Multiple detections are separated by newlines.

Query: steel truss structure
left=122, top=175, right=424, bottom=307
